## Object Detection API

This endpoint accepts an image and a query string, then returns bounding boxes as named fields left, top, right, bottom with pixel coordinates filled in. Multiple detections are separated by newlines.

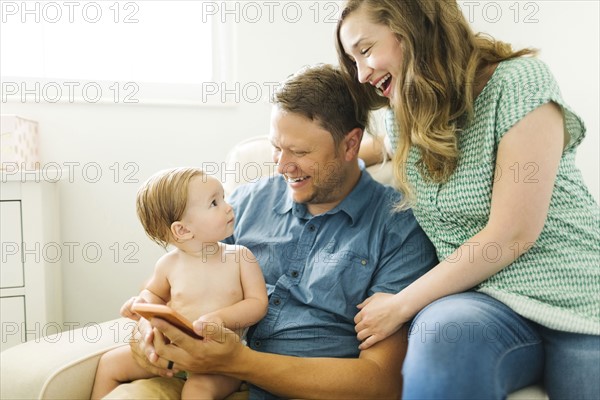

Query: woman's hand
left=150, top=317, right=247, bottom=375
left=354, top=292, right=407, bottom=350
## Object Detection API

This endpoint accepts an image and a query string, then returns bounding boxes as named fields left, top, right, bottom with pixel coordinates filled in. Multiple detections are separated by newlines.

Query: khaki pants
left=104, top=377, right=249, bottom=400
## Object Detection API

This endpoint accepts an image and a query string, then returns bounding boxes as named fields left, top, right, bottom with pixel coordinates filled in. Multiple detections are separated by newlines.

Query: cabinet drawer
left=1, top=201, right=24, bottom=288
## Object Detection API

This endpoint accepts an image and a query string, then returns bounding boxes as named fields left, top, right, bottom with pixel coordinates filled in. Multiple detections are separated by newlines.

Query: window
left=1, top=1, right=235, bottom=105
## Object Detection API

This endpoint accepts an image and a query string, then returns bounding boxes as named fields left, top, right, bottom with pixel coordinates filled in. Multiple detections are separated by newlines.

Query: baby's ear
left=171, top=221, right=193, bottom=241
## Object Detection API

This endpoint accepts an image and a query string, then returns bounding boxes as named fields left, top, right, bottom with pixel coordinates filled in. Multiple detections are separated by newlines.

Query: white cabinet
left=1, top=201, right=23, bottom=288
left=0, top=296, right=26, bottom=350
left=1, top=177, right=63, bottom=352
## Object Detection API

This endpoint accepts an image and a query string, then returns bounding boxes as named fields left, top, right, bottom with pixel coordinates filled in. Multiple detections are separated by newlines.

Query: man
left=106, top=64, right=437, bottom=399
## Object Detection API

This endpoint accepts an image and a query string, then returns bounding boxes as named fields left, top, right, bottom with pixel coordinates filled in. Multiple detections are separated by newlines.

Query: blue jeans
left=402, top=292, right=600, bottom=400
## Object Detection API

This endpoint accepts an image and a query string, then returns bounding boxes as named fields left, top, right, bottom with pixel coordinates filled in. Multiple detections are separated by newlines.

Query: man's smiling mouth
left=284, top=175, right=309, bottom=183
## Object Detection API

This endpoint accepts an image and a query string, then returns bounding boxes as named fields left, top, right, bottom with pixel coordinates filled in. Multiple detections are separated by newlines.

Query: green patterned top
left=385, top=57, right=600, bottom=334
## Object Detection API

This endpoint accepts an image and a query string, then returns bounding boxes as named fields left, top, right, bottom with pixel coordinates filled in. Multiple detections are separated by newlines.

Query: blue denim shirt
left=225, top=171, right=437, bottom=399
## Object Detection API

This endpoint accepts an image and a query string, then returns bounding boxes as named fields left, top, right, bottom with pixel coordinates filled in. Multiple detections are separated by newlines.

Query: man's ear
left=171, top=221, right=193, bottom=241
left=343, top=127, right=364, bottom=161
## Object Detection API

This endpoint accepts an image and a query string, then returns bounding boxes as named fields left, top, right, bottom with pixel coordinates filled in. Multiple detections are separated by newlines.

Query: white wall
left=468, top=0, right=599, bottom=199
left=1, top=1, right=598, bottom=326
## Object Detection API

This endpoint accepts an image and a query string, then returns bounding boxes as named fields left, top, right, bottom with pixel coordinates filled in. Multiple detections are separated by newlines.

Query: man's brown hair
left=272, top=64, right=368, bottom=146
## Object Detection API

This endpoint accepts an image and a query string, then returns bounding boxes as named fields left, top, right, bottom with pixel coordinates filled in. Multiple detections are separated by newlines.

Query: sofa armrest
left=508, top=385, right=548, bottom=400
left=1, top=318, right=132, bottom=400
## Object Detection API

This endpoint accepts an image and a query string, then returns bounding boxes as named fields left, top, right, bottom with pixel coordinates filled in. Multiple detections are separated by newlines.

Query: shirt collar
left=273, top=175, right=299, bottom=215
left=325, top=170, right=374, bottom=226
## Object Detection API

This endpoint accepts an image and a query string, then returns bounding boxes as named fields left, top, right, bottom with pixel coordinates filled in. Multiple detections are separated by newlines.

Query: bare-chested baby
left=91, top=167, right=268, bottom=400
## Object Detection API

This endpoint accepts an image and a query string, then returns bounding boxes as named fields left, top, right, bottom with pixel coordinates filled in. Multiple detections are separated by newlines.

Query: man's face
left=269, top=106, right=349, bottom=215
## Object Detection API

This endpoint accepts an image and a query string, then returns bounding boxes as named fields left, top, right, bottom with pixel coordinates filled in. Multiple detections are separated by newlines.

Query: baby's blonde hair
left=136, top=167, right=205, bottom=248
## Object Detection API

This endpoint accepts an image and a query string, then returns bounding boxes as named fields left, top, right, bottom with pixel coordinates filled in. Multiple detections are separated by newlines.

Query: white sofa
left=0, top=136, right=547, bottom=399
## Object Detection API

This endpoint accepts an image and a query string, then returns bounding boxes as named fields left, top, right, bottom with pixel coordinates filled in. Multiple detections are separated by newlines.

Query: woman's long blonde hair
left=336, top=0, right=535, bottom=207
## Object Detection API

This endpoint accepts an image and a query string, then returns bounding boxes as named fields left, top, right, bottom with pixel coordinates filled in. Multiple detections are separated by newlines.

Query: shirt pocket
left=306, top=241, right=372, bottom=320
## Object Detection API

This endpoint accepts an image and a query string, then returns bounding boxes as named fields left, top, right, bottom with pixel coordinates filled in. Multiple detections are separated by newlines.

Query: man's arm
left=151, top=318, right=406, bottom=399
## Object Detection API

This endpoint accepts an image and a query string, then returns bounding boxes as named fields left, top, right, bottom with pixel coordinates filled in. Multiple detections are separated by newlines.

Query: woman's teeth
left=375, top=73, right=391, bottom=96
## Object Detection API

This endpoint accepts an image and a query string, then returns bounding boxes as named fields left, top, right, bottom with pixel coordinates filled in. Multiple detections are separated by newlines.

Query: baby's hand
left=120, top=296, right=147, bottom=320
left=195, top=313, right=225, bottom=333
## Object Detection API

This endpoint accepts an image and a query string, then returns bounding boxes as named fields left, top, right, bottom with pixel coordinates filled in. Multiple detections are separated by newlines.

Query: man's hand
left=150, top=317, right=247, bottom=375
left=129, top=317, right=177, bottom=377
left=355, top=292, right=407, bottom=350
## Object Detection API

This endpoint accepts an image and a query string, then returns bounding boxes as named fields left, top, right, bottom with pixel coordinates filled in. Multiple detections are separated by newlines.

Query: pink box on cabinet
left=1, top=115, right=40, bottom=170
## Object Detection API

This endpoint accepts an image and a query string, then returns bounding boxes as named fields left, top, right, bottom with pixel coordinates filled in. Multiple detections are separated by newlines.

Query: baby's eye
left=360, top=47, right=371, bottom=56
left=211, top=199, right=217, bottom=207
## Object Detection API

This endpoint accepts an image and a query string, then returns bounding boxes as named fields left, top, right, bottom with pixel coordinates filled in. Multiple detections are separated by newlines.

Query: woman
left=337, top=1, right=599, bottom=399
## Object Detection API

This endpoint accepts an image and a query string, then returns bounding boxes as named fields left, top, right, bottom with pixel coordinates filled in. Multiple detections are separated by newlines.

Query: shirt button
left=254, top=340, right=261, bottom=347
left=308, top=224, right=316, bottom=231
left=360, top=259, right=367, bottom=266
left=291, top=271, right=299, bottom=278
left=273, top=298, right=281, bottom=305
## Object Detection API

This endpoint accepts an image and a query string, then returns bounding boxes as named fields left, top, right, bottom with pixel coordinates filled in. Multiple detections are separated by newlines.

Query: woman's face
left=339, top=7, right=404, bottom=100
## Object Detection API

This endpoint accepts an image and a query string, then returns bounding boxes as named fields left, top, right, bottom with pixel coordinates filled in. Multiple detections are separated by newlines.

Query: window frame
left=0, top=2, right=237, bottom=106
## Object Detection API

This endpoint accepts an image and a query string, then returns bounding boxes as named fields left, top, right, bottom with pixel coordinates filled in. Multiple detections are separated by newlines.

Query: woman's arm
left=198, top=248, right=268, bottom=329
left=359, top=134, right=389, bottom=166
left=151, top=318, right=406, bottom=399
left=356, top=102, right=565, bottom=348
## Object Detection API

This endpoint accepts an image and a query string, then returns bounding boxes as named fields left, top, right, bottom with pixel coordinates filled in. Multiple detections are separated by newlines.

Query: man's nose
left=276, top=152, right=298, bottom=175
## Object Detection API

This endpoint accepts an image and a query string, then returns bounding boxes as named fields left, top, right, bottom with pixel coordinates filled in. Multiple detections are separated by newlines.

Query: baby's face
left=180, top=175, right=235, bottom=243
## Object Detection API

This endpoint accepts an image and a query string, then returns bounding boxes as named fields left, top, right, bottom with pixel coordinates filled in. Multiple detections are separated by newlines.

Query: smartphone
left=131, top=303, right=202, bottom=339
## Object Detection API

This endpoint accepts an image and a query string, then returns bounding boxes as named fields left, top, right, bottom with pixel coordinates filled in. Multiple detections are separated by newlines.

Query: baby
left=92, top=167, right=268, bottom=400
